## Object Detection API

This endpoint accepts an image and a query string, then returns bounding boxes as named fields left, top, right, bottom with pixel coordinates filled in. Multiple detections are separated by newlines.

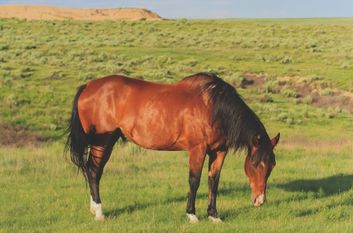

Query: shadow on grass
left=276, top=174, right=353, bottom=197
left=272, top=174, right=353, bottom=218
left=222, top=174, right=353, bottom=220
left=105, top=183, right=246, bottom=218
left=105, top=195, right=187, bottom=217
left=105, top=174, right=353, bottom=219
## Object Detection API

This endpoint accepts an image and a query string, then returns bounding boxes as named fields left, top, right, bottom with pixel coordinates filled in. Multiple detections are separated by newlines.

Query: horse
left=65, top=72, right=280, bottom=222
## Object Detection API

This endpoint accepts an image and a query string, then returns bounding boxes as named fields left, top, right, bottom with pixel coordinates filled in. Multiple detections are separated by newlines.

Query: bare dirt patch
left=241, top=73, right=353, bottom=114
left=280, top=135, right=353, bottom=151
left=240, top=72, right=268, bottom=88
left=0, top=124, right=48, bottom=147
left=0, top=5, right=162, bottom=21
left=278, top=76, right=353, bottom=113
left=312, top=94, right=353, bottom=113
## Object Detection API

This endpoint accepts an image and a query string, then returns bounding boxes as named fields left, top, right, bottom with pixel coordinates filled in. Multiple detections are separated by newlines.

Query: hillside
left=0, top=18, right=352, bottom=141
left=0, top=5, right=162, bottom=20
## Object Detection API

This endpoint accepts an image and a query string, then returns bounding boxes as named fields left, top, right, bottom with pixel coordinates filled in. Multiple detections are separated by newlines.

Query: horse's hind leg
left=86, top=129, right=121, bottom=220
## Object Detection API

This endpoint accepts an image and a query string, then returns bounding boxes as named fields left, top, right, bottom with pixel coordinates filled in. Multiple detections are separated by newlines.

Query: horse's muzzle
left=253, top=193, right=266, bottom=207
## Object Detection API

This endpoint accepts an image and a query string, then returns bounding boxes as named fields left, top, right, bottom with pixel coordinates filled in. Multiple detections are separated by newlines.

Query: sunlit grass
left=0, top=142, right=352, bottom=232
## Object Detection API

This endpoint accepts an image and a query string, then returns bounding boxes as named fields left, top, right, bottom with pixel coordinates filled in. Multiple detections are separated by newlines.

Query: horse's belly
left=120, top=123, right=183, bottom=150
left=118, top=107, right=201, bottom=150
left=119, top=111, right=208, bottom=151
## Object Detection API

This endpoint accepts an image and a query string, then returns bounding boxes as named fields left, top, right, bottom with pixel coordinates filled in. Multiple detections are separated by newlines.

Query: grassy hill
left=0, top=18, right=353, bottom=141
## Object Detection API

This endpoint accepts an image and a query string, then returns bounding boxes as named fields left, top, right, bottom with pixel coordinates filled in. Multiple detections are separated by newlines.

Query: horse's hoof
left=208, top=216, right=223, bottom=223
left=94, top=215, right=105, bottom=221
left=90, top=208, right=96, bottom=215
left=186, top=213, right=199, bottom=223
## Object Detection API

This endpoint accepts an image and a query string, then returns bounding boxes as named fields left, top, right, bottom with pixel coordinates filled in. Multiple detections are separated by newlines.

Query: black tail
left=65, top=84, right=90, bottom=176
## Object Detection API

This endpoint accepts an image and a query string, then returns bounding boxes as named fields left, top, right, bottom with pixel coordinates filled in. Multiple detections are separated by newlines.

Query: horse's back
left=82, top=73, right=214, bottom=100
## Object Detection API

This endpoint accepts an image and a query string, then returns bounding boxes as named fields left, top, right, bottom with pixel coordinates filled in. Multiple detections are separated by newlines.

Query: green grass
left=1, top=18, right=353, bottom=232
left=1, top=142, right=353, bottom=233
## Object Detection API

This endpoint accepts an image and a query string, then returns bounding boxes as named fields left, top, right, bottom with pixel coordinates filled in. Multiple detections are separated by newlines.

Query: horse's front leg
left=207, top=150, right=227, bottom=223
left=186, top=145, right=206, bottom=223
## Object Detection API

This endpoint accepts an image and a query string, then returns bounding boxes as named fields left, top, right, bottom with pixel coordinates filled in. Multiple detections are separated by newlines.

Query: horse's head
left=244, top=133, right=280, bottom=207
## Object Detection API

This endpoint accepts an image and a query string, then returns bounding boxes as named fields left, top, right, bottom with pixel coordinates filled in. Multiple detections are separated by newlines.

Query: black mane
left=197, top=72, right=273, bottom=163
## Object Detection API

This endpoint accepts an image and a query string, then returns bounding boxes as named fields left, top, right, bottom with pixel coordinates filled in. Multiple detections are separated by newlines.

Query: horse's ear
left=252, top=134, right=261, bottom=147
left=271, top=133, right=280, bottom=147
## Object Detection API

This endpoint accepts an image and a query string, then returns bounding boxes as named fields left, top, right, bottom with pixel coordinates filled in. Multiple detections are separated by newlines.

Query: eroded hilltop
left=0, top=5, right=162, bottom=20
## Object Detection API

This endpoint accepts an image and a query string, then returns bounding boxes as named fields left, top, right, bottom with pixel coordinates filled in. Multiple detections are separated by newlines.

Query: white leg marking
left=186, top=213, right=199, bottom=223
left=208, top=216, right=223, bottom=223
left=94, top=203, right=104, bottom=221
left=90, top=196, right=105, bottom=220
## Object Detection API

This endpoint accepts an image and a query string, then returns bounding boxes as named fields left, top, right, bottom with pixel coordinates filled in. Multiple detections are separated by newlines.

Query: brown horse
left=66, top=72, right=280, bottom=222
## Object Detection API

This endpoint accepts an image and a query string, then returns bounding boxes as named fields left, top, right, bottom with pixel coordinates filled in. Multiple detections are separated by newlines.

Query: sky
left=0, top=0, right=352, bottom=19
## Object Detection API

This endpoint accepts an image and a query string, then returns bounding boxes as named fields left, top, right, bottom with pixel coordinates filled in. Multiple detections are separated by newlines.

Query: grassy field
left=1, top=142, right=353, bottom=233
left=0, top=18, right=353, bottom=232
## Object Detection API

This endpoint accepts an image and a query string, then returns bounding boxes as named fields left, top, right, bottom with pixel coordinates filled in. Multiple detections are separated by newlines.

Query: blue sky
left=1, top=0, right=352, bottom=19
